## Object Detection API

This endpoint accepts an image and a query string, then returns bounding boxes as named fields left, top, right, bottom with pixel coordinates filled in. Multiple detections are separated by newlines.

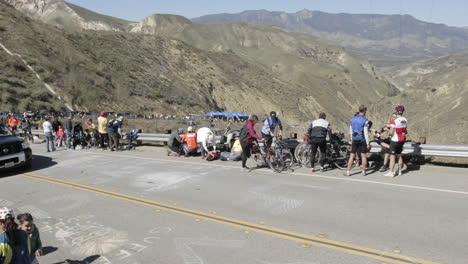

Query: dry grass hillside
left=381, top=53, right=468, bottom=144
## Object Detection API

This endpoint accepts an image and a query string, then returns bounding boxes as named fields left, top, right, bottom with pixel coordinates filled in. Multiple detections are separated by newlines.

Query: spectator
left=97, top=112, right=108, bottom=149
left=17, top=213, right=42, bottom=264
left=167, top=128, right=184, bottom=157
left=55, top=125, right=65, bottom=147
left=0, top=208, right=31, bottom=264
left=42, top=117, right=55, bottom=152
left=181, top=126, right=198, bottom=157
left=108, top=116, right=123, bottom=151
left=220, top=136, right=243, bottom=161
left=346, top=105, right=370, bottom=176
left=240, top=115, right=263, bottom=170
left=8, top=115, right=19, bottom=133
left=64, top=115, right=74, bottom=149
left=51, top=116, right=62, bottom=134
left=19, top=117, right=33, bottom=143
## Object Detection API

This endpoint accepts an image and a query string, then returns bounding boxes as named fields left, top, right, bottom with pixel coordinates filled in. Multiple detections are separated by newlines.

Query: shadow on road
left=52, top=255, right=101, bottom=264
left=41, top=246, right=58, bottom=256
left=0, top=155, right=57, bottom=178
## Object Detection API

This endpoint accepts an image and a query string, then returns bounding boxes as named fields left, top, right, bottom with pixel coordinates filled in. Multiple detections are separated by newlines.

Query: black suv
left=0, top=123, right=32, bottom=171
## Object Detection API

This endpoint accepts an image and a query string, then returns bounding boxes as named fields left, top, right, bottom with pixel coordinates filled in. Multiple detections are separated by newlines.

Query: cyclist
left=346, top=105, right=370, bottom=176
left=19, top=117, right=33, bottom=143
left=385, top=105, right=408, bottom=177
left=181, top=126, right=198, bottom=157
left=308, top=112, right=332, bottom=173
left=240, top=115, right=263, bottom=170
left=261, top=111, right=283, bottom=150
left=377, top=113, right=397, bottom=172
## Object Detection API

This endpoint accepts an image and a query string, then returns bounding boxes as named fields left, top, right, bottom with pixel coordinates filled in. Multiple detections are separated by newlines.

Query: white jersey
left=390, top=116, right=408, bottom=142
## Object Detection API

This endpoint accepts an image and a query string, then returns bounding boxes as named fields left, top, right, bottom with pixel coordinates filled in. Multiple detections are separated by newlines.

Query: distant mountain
left=193, top=10, right=468, bottom=66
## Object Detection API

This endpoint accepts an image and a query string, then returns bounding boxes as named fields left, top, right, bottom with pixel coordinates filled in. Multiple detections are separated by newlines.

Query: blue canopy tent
left=205, top=111, right=216, bottom=117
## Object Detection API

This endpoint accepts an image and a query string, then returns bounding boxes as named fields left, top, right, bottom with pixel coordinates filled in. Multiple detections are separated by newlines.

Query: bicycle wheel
left=265, top=149, right=285, bottom=173
left=295, top=143, right=311, bottom=166
left=333, top=145, right=351, bottom=170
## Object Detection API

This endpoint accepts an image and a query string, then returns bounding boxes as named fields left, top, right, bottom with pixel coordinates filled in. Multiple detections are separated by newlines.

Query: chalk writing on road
left=174, top=238, right=246, bottom=264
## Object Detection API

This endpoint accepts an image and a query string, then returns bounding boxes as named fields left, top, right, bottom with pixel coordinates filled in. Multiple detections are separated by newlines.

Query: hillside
left=193, top=10, right=468, bottom=66
left=4, top=0, right=131, bottom=30
left=381, top=53, right=468, bottom=144
left=127, top=14, right=399, bottom=129
left=0, top=1, right=304, bottom=119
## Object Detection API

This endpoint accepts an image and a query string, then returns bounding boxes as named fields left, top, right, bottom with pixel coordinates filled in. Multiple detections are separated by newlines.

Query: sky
left=66, top=0, right=468, bottom=27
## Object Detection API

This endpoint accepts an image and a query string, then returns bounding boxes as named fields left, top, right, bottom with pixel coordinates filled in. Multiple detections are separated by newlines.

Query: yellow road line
left=20, top=173, right=439, bottom=264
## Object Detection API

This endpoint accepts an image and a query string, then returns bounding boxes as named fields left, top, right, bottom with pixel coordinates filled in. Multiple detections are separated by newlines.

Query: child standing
left=55, top=125, right=65, bottom=148
left=17, top=213, right=42, bottom=264
left=0, top=208, right=31, bottom=264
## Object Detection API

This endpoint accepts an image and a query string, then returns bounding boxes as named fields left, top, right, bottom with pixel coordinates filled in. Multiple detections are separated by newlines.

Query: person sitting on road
left=17, top=213, right=42, bottom=263
left=240, top=115, right=264, bottom=170
left=346, top=105, right=370, bottom=176
left=308, top=112, right=333, bottom=173
left=168, top=128, right=184, bottom=157
left=181, top=126, right=198, bottom=157
left=385, top=105, right=408, bottom=177
left=0, top=208, right=31, bottom=264
left=220, top=136, right=243, bottom=161
left=261, top=111, right=283, bottom=150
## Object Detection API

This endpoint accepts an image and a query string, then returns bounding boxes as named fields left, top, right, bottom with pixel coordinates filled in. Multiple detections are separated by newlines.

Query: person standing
left=107, top=116, right=122, bottom=151
left=8, top=115, right=19, bottom=133
left=64, top=115, right=74, bottom=149
left=42, top=117, right=55, bottom=152
left=261, top=111, right=283, bottom=150
left=97, top=112, right=108, bottom=149
left=346, top=105, right=370, bottom=176
left=308, top=112, right=333, bottom=173
left=239, top=115, right=264, bottom=170
left=385, top=105, right=408, bottom=177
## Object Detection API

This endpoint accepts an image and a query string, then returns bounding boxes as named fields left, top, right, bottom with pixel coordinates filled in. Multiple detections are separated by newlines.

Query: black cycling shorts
left=390, top=141, right=405, bottom=155
left=350, top=141, right=367, bottom=154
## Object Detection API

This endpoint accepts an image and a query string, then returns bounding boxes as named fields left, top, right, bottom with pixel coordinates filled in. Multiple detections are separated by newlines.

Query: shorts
left=262, top=133, right=273, bottom=147
left=390, top=141, right=404, bottom=155
left=376, top=137, right=391, bottom=146
left=350, top=141, right=367, bottom=154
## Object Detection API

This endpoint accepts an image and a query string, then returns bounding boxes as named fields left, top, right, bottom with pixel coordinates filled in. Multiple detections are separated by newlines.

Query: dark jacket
left=168, top=131, right=181, bottom=147
left=29, top=224, right=42, bottom=259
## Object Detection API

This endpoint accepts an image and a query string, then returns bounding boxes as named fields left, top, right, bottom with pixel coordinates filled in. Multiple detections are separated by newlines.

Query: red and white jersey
left=390, top=116, right=408, bottom=142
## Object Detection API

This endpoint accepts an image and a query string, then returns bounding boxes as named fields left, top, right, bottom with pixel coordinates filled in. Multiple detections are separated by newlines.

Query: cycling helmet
left=100, top=111, right=107, bottom=117
left=395, top=105, right=405, bottom=114
left=0, top=207, right=14, bottom=220
left=187, top=126, right=193, bottom=132
left=270, top=111, right=277, bottom=118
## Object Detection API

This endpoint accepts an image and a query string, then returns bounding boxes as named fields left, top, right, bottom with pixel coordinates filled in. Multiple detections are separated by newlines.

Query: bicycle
left=298, top=133, right=352, bottom=170
left=247, top=137, right=293, bottom=173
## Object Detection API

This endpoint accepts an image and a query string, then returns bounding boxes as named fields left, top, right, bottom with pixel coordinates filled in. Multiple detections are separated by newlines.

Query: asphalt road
left=1, top=143, right=467, bottom=264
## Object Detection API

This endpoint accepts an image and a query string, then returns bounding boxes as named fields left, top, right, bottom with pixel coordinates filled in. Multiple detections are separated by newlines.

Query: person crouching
left=181, top=126, right=198, bottom=157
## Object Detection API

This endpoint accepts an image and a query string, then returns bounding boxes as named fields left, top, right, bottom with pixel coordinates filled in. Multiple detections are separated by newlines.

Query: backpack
left=239, top=123, right=249, bottom=143
left=107, top=119, right=115, bottom=128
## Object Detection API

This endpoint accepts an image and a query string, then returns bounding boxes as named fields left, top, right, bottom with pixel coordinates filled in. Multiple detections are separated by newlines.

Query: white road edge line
left=80, top=151, right=468, bottom=196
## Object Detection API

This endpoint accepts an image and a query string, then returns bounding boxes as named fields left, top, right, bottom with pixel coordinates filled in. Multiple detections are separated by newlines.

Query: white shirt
left=43, top=121, right=53, bottom=133
left=196, top=127, right=217, bottom=152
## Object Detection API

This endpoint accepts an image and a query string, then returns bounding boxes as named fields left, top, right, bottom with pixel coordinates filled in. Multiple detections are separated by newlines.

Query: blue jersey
left=261, top=118, right=281, bottom=135
left=350, top=115, right=368, bottom=142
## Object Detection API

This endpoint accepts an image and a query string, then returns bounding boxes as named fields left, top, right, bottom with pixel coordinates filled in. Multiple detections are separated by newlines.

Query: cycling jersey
left=350, top=115, right=369, bottom=143
left=308, top=119, right=332, bottom=138
left=261, top=117, right=281, bottom=135
left=390, top=116, right=408, bottom=142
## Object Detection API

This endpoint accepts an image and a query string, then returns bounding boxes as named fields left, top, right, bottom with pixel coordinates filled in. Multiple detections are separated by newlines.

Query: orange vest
left=181, top=132, right=198, bottom=150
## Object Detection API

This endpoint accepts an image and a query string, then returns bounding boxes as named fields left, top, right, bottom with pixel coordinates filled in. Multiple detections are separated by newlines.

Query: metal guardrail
left=30, top=130, right=468, bottom=158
